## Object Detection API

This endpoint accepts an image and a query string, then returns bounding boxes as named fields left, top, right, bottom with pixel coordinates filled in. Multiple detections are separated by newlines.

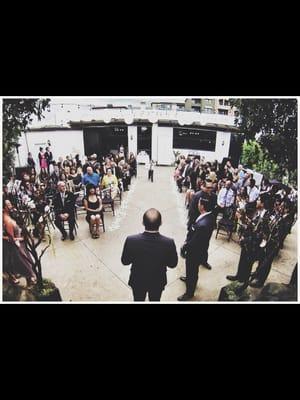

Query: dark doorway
left=228, top=133, right=244, bottom=167
left=137, top=126, right=152, bottom=157
left=83, top=126, right=128, bottom=159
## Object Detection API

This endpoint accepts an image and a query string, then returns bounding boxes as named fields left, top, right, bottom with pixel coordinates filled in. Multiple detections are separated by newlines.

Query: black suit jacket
left=53, top=191, right=76, bottom=217
left=185, top=213, right=214, bottom=263
left=121, top=232, right=178, bottom=291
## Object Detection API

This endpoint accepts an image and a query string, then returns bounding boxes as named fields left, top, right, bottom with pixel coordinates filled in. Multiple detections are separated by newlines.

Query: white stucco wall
left=15, top=127, right=232, bottom=168
left=17, top=130, right=84, bottom=167
left=152, top=125, right=174, bottom=165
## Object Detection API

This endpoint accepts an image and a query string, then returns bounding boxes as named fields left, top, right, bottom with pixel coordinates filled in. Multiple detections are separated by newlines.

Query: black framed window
left=173, top=128, right=216, bottom=151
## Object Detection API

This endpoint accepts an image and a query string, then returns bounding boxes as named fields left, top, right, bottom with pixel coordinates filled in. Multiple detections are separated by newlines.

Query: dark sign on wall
left=111, top=126, right=127, bottom=135
left=173, top=128, right=216, bottom=151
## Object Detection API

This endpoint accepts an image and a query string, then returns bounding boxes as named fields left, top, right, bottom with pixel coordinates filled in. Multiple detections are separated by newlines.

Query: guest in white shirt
left=218, top=180, right=235, bottom=208
left=247, top=179, right=260, bottom=203
left=246, top=179, right=260, bottom=213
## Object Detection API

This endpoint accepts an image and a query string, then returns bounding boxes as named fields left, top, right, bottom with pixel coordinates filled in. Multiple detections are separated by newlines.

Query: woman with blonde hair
left=101, top=168, right=119, bottom=199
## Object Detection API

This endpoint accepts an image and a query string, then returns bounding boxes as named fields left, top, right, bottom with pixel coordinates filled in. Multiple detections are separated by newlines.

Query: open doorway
left=83, top=126, right=128, bottom=159
left=137, top=126, right=152, bottom=158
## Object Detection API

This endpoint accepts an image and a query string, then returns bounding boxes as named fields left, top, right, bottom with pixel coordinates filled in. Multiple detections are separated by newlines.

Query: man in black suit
left=53, top=181, right=76, bottom=240
left=121, top=208, right=178, bottom=301
left=45, top=146, right=53, bottom=174
left=178, top=196, right=214, bottom=301
left=187, top=180, right=217, bottom=269
left=188, top=180, right=217, bottom=229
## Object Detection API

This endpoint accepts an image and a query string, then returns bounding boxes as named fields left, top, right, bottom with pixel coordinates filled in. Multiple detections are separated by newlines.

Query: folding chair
left=100, top=188, right=115, bottom=216
left=215, top=207, right=235, bottom=242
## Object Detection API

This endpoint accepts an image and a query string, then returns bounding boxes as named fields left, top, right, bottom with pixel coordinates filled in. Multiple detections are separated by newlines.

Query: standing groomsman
left=178, top=196, right=214, bottom=301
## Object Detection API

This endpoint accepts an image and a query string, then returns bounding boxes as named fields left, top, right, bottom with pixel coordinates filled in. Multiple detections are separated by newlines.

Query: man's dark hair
left=143, top=208, right=162, bottom=231
left=198, top=196, right=212, bottom=212
left=250, top=178, right=256, bottom=186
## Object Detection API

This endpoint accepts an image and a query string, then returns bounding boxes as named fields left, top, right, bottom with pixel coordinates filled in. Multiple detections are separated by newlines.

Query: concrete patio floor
left=36, top=166, right=298, bottom=302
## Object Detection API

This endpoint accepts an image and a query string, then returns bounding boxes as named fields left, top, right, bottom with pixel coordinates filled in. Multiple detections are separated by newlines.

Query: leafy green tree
left=3, top=98, right=50, bottom=181
left=230, top=99, right=297, bottom=177
left=241, top=140, right=281, bottom=181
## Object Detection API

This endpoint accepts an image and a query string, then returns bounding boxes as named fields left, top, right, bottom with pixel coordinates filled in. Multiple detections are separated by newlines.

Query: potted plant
left=21, top=208, right=62, bottom=302
left=30, top=278, right=62, bottom=301
left=218, top=280, right=252, bottom=301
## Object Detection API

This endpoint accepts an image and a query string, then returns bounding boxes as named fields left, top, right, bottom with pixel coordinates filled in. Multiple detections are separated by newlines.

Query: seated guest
left=87, top=154, right=99, bottom=171
left=208, top=166, right=217, bottom=183
left=57, top=156, right=64, bottom=170
left=101, top=168, right=119, bottom=199
left=236, top=187, right=248, bottom=211
left=68, top=167, right=82, bottom=191
left=217, top=180, right=235, bottom=217
left=110, top=161, right=122, bottom=180
left=50, top=164, right=61, bottom=185
left=23, top=181, right=35, bottom=199
left=103, top=157, right=112, bottom=174
left=36, top=168, right=48, bottom=185
left=63, top=155, right=72, bottom=168
left=260, top=177, right=272, bottom=194
left=82, top=166, right=100, bottom=187
left=246, top=178, right=260, bottom=212
left=185, top=188, right=195, bottom=209
left=83, top=184, right=103, bottom=239
left=75, top=153, right=81, bottom=166
left=64, top=165, right=71, bottom=176
left=53, top=181, right=76, bottom=241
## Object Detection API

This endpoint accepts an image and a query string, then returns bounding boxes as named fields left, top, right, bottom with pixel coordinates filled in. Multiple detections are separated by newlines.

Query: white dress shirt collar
left=195, top=211, right=212, bottom=223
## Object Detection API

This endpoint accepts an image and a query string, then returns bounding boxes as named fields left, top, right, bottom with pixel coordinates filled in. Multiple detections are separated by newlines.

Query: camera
left=180, top=245, right=187, bottom=259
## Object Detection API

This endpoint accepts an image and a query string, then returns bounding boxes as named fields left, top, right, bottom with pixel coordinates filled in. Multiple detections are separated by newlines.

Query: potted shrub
left=218, top=281, right=252, bottom=301
left=30, top=278, right=62, bottom=301
left=21, top=209, right=62, bottom=302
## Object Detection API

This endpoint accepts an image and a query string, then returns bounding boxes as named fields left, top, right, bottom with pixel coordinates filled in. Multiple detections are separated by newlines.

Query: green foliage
left=2, top=98, right=50, bottom=181
left=241, top=140, right=281, bottom=180
left=223, top=281, right=251, bottom=301
left=230, top=99, right=297, bottom=174
left=30, top=278, right=57, bottom=299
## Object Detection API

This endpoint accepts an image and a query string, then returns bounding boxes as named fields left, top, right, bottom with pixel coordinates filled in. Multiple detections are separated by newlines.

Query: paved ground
left=36, top=166, right=298, bottom=302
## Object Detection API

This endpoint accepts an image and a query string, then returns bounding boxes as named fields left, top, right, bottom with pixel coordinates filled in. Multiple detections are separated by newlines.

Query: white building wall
left=15, top=126, right=232, bottom=168
left=152, top=126, right=174, bottom=165
left=17, top=130, right=84, bottom=168
left=215, top=131, right=231, bottom=162
left=151, top=124, right=159, bottom=162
